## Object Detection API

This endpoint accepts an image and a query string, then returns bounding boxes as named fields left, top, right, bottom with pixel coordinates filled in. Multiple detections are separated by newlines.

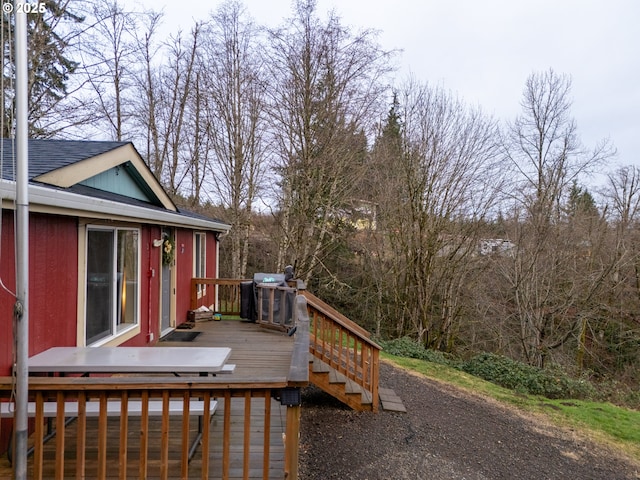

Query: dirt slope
left=298, top=361, right=639, bottom=480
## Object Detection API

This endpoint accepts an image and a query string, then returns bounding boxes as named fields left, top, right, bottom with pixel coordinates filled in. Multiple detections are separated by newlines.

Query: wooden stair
left=309, top=357, right=374, bottom=411
left=301, top=290, right=381, bottom=412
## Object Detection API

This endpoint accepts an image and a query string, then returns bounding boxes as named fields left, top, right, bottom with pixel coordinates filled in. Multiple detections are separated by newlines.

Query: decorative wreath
left=162, top=236, right=175, bottom=266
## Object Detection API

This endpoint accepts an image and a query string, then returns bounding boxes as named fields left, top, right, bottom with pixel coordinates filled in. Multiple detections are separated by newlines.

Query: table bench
left=1, top=398, right=217, bottom=418
left=1, top=398, right=218, bottom=464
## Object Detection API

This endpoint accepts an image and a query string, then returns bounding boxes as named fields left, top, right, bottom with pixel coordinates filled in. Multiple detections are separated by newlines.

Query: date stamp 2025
left=3, top=2, right=47, bottom=15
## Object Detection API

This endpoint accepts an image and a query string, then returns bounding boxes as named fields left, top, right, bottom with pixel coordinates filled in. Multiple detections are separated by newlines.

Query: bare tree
left=370, top=79, right=502, bottom=350
left=129, top=10, right=163, bottom=173
left=595, top=166, right=640, bottom=376
left=606, top=166, right=640, bottom=229
left=134, top=24, right=201, bottom=194
left=266, top=0, right=393, bottom=282
left=500, top=69, right=614, bottom=367
left=504, top=69, right=610, bottom=223
left=197, top=1, right=266, bottom=278
left=79, top=0, right=141, bottom=141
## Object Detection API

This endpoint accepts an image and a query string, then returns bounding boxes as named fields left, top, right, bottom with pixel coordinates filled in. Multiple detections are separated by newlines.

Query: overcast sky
left=142, top=0, right=639, bottom=172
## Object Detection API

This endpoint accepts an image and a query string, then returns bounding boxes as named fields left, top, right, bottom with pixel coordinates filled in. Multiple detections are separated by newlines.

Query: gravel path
left=298, top=360, right=640, bottom=480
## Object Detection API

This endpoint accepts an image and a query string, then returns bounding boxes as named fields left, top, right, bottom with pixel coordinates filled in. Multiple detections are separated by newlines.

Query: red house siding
left=0, top=211, right=17, bottom=377
left=1, top=215, right=221, bottom=451
left=2, top=221, right=218, bottom=357
left=174, top=230, right=219, bottom=324
left=0, top=212, right=79, bottom=453
left=29, top=213, right=79, bottom=354
left=0, top=212, right=78, bottom=376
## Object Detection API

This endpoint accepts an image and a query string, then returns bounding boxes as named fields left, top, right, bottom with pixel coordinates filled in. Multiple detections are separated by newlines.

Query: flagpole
left=13, top=3, right=29, bottom=479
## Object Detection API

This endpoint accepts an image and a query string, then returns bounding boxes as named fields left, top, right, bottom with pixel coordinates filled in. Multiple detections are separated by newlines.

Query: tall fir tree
left=2, top=0, right=83, bottom=137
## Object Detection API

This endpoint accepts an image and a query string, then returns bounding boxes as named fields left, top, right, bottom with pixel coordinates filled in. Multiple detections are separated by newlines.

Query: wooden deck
left=177, top=318, right=296, bottom=381
left=0, top=319, right=296, bottom=479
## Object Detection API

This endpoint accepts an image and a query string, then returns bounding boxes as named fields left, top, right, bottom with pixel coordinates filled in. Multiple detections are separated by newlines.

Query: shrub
left=460, top=353, right=596, bottom=400
left=379, top=337, right=453, bottom=366
left=380, top=339, right=598, bottom=400
left=624, top=389, right=640, bottom=410
left=594, top=379, right=640, bottom=409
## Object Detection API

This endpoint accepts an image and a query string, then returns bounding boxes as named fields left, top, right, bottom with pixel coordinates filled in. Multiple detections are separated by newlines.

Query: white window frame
left=84, top=226, right=141, bottom=346
left=194, top=232, right=207, bottom=297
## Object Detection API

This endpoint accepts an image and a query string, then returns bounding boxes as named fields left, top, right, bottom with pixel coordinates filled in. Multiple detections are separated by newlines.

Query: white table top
left=28, top=346, right=232, bottom=374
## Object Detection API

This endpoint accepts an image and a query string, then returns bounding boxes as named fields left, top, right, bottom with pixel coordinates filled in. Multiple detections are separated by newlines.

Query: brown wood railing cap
left=0, top=376, right=289, bottom=392
left=287, top=295, right=310, bottom=385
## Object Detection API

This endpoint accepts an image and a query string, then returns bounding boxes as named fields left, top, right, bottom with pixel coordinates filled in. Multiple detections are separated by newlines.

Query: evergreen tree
left=2, top=0, right=83, bottom=137
left=567, top=181, right=599, bottom=219
left=368, top=92, right=403, bottom=205
left=378, top=92, right=402, bottom=147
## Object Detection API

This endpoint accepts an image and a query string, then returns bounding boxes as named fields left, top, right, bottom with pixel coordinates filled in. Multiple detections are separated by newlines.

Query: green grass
left=542, top=399, right=640, bottom=444
left=382, top=352, right=640, bottom=462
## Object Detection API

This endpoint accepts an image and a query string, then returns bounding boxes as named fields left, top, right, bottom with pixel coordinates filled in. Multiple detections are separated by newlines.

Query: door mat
left=160, top=331, right=201, bottom=342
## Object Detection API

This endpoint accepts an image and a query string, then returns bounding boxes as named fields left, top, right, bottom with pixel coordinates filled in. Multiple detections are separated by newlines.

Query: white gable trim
left=32, top=143, right=177, bottom=212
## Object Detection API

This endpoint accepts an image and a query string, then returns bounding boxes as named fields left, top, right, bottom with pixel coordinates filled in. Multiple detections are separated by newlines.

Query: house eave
left=1, top=180, right=230, bottom=232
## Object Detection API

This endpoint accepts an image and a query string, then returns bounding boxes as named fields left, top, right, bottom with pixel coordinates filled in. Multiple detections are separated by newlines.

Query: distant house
left=334, top=199, right=378, bottom=231
left=478, top=238, right=515, bottom=256
left=0, top=139, right=230, bottom=376
left=349, top=199, right=377, bottom=231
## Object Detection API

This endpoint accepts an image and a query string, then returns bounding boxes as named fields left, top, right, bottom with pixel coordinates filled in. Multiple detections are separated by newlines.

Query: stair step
left=361, top=388, right=373, bottom=405
left=312, top=358, right=331, bottom=374
left=345, top=378, right=361, bottom=394
left=329, top=369, right=346, bottom=385
left=309, top=355, right=375, bottom=410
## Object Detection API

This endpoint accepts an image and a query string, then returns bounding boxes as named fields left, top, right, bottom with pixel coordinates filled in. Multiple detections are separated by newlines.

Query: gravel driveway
left=298, top=360, right=639, bottom=480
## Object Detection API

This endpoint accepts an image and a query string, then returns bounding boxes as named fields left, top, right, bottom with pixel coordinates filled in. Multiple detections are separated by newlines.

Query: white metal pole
left=13, top=4, right=30, bottom=479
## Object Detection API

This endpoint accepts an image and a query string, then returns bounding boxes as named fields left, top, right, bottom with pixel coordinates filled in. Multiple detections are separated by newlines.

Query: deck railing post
left=284, top=403, right=301, bottom=480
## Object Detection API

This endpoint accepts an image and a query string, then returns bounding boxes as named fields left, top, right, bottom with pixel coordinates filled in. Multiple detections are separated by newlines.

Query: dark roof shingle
left=1, top=138, right=128, bottom=181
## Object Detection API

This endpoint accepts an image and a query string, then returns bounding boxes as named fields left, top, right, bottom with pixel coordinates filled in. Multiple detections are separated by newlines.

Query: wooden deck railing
left=190, top=279, right=298, bottom=332
left=300, top=291, right=381, bottom=413
left=190, top=278, right=380, bottom=412
left=0, top=376, right=298, bottom=479
left=191, top=278, right=251, bottom=315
